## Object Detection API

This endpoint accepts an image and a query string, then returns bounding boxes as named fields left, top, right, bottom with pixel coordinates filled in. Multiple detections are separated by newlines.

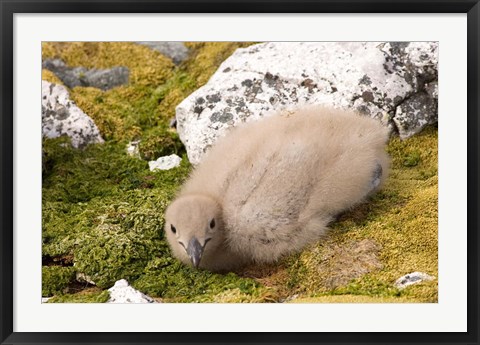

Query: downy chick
left=165, top=106, right=389, bottom=272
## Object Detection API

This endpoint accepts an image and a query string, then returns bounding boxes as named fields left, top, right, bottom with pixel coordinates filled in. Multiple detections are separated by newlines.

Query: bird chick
left=165, top=106, right=389, bottom=272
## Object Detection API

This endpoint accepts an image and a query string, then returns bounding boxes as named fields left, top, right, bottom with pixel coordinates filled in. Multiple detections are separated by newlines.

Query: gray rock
left=148, top=154, right=182, bottom=171
left=42, top=59, right=129, bottom=91
left=393, top=91, right=437, bottom=138
left=107, top=279, right=156, bottom=303
left=42, top=81, right=104, bottom=148
left=394, top=271, right=435, bottom=289
left=175, top=42, right=438, bottom=165
left=136, top=42, right=189, bottom=64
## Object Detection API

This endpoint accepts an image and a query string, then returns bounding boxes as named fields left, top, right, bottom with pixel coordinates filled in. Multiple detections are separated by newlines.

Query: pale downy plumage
left=165, top=106, right=389, bottom=272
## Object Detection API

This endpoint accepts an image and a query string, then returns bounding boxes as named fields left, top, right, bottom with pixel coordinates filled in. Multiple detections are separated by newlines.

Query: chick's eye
left=210, top=219, right=215, bottom=229
left=170, top=224, right=176, bottom=234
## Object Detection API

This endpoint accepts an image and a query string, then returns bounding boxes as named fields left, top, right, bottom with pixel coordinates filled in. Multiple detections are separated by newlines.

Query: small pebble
left=394, top=271, right=435, bottom=289
left=107, top=279, right=156, bottom=303
left=126, top=140, right=141, bottom=157
left=149, top=154, right=182, bottom=171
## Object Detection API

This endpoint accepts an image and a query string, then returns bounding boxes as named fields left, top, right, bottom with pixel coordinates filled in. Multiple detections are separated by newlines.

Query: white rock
left=42, top=81, right=104, bottom=148
left=394, top=272, right=435, bottom=289
left=41, top=297, right=52, bottom=303
left=176, top=42, right=438, bottom=165
left=148, top=154, right=182, bottom=171
left=107, top=279, right=156, bottom=303
left=126, top=140, right=141, bottom=157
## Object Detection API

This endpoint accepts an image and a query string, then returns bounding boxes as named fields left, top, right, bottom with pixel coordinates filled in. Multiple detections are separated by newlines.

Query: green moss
left=42, top=137, right=192, bottom=287
left=69, top=87, right=143, bottom=141
left=48, top=289, right=110, bottom=303
left=42, top=266, right=76, bottom=296
left=387, top=126, right=437, bottom=179
left=403, top=151, right=421, bottom=167
left=154, top=71, right=197, bottom=119
left=138, top=126, right=184, bottom=161
left=42, top=130, right=275, bottom=300
left=397, top=279, right=438, bottom=301
left=133, top=257, right=275, bottom=302
left=327, top=275, right=402, bottom=298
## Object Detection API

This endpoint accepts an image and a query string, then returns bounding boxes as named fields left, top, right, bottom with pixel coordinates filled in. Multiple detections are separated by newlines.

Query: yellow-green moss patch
left=283, top=127, right=438, bottom=302
left=42, top=42, right=174, bottom=87
left=69, top=86, right=143, bottom=141
left=138, top=126, right=184, bottom=161
left=42, top=42, right=176, bottom=142
left=183, top=42, right=255, bottom=86
left=42, top=69, right=63, bottom=85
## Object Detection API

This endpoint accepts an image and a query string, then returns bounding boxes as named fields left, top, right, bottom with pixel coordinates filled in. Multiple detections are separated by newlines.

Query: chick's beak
left=187, top=237, right=204, bottom=268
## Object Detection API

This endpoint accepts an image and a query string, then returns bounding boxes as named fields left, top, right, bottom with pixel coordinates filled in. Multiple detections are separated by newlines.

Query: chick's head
left=164, top=194, right=223, bottom=268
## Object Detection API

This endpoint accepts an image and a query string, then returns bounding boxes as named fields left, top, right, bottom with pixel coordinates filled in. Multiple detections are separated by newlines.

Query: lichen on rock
left=176, top=42, right=438, bottom=165
left=42, top=81, right=104, bottom=148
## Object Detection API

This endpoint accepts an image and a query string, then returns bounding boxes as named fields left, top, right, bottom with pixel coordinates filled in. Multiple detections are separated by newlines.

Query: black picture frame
left=1, top=1, right=479, bottom=344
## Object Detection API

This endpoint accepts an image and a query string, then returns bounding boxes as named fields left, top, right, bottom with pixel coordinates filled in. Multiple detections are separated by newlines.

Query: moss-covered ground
left=42, top=42, right=437, bottom=303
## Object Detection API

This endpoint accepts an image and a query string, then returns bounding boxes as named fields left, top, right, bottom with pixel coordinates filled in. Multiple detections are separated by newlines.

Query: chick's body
left=165, top=107, right=389, bottom=272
